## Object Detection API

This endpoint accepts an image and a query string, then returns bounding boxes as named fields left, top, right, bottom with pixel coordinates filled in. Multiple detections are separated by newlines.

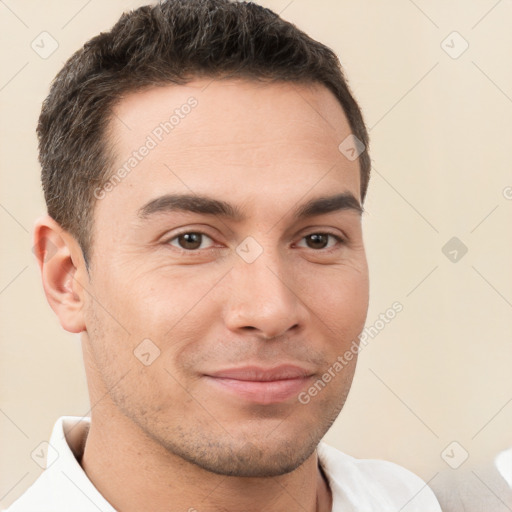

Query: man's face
left=83, top=79, right=369, bottom=477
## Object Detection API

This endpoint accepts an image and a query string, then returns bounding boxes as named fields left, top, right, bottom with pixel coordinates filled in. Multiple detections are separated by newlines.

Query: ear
left=33, top=215, right=88, bottom=334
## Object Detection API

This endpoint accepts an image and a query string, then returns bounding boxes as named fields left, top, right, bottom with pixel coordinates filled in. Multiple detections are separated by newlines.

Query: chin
left=161, top=428, right=320, bottom=478
left=195, top=438, right=317, bottom=477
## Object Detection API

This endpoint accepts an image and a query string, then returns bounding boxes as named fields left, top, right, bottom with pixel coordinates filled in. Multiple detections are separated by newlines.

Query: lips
left=204, top=365, right=314, bottom=404
left=207, top=364, right=312, bottom=381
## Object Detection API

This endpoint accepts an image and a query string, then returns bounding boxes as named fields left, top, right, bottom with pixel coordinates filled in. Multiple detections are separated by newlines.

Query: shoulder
left=3, top=469, right=56, bottom=512
left=317, top=442, right=441, bottom=511
left=430, top=448, right=512, bottom=512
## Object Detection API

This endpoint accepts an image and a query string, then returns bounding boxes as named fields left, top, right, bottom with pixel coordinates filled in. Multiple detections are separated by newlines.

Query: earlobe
left=33, top=215, right=87, bottom=334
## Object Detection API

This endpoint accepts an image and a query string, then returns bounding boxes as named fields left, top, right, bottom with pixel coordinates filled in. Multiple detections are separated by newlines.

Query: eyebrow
left=137, top=191, right=363, bottom=222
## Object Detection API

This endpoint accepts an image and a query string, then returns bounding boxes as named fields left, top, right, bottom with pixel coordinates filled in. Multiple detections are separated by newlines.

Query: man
left=6, top=1, right=441, bottom=510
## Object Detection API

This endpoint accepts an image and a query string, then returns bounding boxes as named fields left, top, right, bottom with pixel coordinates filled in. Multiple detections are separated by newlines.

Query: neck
left=80, top=406, right=332, bottom=512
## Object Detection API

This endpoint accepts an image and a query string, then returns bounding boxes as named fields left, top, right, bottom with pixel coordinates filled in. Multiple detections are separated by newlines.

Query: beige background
left=1, top=0, right=511, bottom=508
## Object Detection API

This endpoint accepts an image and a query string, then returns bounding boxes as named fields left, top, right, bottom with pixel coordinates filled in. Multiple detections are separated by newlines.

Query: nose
left=223, top=253, right=308, bottom=340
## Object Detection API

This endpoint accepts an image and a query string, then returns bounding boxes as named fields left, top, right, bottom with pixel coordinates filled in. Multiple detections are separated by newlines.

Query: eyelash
left=163, top=230, right=346, bottom=253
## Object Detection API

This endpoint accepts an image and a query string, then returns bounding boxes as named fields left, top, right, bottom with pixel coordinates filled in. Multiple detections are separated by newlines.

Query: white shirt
left=4, top=416, right=441, bottom=512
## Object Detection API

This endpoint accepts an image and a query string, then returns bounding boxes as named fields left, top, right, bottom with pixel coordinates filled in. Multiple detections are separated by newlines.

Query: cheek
left=296, top=262, right=369, bottom=333
left=84, top=294, right=184, bottom=416
left=82, top=299, right=135, bottom=404
left=95, top=258, right=226, bottom=335
left=85, top=258, right=230, bottom=388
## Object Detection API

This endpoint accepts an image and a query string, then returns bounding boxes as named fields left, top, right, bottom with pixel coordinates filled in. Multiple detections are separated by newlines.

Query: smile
left=203, top=365, right=315, bottom=404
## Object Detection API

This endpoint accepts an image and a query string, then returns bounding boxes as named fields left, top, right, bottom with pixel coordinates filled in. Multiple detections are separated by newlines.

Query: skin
left=34, top=78, right=369, bottom=512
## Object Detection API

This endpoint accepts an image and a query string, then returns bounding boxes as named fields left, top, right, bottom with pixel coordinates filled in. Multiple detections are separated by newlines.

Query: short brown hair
left=38, top=0, right=370, bottom=268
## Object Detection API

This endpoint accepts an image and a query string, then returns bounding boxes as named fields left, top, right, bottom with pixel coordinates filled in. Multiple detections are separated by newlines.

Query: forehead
left=98, top=78, right=361, bottom=223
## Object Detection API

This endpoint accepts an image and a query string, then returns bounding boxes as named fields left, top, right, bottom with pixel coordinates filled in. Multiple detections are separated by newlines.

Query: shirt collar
left=26, top=415, right=116, bottom=512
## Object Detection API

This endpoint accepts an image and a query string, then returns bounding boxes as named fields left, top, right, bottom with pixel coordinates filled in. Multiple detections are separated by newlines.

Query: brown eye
left=168, top=232, right=214, bottom=250
left=297, top=233, right=342, bottom=250
left=306, top=233, right=329, bottom=249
